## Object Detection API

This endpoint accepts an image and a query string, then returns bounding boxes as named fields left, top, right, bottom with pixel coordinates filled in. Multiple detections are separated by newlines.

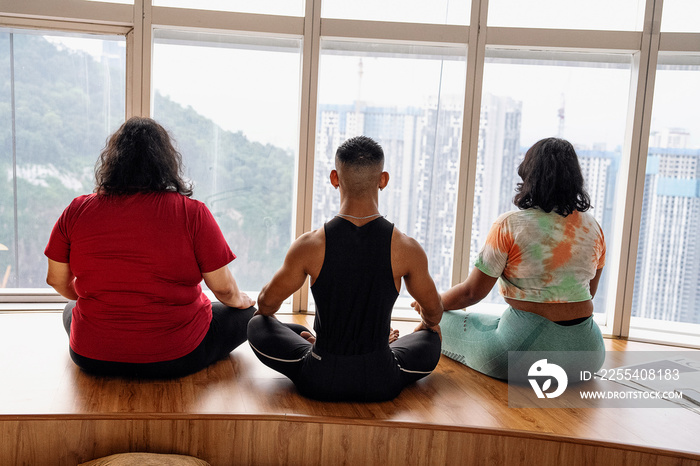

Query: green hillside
left=0, top=33, right=293, bottom=291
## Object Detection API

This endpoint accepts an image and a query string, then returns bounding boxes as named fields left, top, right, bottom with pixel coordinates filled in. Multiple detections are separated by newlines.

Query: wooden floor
left=1, top=311, right=700, bottom=465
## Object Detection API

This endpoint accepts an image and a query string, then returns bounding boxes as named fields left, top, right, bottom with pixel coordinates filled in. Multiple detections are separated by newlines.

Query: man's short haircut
left=335, top=136, right=384, bottom=168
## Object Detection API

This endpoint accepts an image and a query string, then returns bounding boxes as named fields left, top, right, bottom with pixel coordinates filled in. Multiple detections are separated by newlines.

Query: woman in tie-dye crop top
left=476, top=207, right=606, bottom=304
left=414, top=137, right=606, bottom=382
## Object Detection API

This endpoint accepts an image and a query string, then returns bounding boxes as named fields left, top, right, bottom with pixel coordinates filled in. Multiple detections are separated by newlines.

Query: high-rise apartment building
left=633, top=135, right=700, bottom=323
left=314, top=101, right=463, bottom=293
left=315, top=100, right=700, bottom=325
left=472, top=94, right=522, bottom=269
left=314, top=94, right=519, bottom=294
left=578, top=148, right=620, bottom=312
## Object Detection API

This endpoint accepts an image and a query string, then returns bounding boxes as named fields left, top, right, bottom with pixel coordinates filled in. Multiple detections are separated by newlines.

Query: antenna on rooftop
left=557, top=93, right=565, bottom=138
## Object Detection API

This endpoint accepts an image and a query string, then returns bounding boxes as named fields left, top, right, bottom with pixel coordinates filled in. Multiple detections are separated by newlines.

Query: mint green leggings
left=440, top=307, right=605, bottom=381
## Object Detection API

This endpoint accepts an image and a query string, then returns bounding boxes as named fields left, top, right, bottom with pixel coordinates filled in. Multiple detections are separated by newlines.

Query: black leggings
left=63, top=301, right=256, bottom=379
left=247, top=315, right=441, bottom=402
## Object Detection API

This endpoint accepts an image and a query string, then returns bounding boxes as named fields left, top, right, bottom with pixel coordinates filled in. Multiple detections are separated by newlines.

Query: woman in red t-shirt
left=45, top=117, right=255, bottom=378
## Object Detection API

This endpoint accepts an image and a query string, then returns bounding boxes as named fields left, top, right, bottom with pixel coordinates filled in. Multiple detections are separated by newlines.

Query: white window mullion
left=125, top=15, right=138, bottom=117
left=127, top=0, right=153, bottom=117
left=127, top=0, right=144, bottom=117
left=293, top=0, right=322, bottom=313
left=611, top=0, right=663, bottom=338
left=452, top=0, right=487, bottom=286
left=142, top=0, right=153, bottom=116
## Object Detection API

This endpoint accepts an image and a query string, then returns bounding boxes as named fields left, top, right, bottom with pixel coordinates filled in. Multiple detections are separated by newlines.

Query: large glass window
left=3, top=0, right=700, bottom=350
left=487, top=0, right=645, bottom=31
left=322, top=0, right=471, bottom=25
left=473, top=50, right=632, bottom=323
left=152, top=30, right=301, bottom=295
left=661, top=0, right=700, bottom=32
left=630, top=56, right=700, bottom=345
left=0, top=30, right=125, bottom=289
left=310, top=40, right=467, bottom=313
left=153, top=0, right=304, bottom=16
left=85, top=0, right=133, bottom=4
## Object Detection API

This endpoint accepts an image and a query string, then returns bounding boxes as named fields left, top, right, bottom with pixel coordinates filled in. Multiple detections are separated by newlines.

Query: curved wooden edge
left=3, top=412, right=699, bottom=462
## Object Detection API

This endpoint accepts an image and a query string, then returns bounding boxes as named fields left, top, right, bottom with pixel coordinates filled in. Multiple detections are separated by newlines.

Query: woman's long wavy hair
left=513, top=137, right=591, bottom=216
left=94, top=117, right=193, bottom=197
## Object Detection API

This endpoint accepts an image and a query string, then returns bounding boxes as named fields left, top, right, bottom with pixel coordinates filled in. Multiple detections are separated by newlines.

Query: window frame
left=2, top=0, right=700, bottom=349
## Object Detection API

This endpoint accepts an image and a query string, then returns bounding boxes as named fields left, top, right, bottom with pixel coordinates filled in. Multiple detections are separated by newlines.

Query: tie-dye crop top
left=475, top=208, right=606, bottom=303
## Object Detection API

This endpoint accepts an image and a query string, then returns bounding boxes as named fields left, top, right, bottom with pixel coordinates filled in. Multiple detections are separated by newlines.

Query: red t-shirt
left=44, top=192, right=235, bottom=363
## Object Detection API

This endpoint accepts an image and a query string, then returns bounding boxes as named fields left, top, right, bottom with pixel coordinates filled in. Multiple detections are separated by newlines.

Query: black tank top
left=310, top=216, right=398, bottom=355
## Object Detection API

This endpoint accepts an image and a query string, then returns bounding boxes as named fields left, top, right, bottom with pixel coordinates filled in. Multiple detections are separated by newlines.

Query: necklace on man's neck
left=335, top=212, right=383, bottom=220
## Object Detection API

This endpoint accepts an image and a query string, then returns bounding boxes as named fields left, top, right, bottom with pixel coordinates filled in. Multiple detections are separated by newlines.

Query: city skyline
left=3, top=34, right=699, bottom=327
left=311, top=94, right=698, bottom=325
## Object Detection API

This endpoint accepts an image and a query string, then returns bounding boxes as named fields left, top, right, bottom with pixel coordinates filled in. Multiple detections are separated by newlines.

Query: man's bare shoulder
left=391, top=226, right=424, bottom=253
left=286, top=227, right=325, bottom=279
left=293, top=227, right=325, bottom=251
left=390, top=226, right=428, bottom=278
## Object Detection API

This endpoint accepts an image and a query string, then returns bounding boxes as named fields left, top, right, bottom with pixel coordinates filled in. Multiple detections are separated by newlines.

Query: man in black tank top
left=247, top=136, right=443, bottom=402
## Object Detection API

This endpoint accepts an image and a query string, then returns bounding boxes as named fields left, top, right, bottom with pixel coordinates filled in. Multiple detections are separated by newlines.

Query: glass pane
left=0, top=34, right=11, bottom=289
left=0, top=31, right=126, bottom=289
left=153, top=0, right=304, bottom=16
left=322, top=0, right=471, bottom=25
left=152, top=30, right=301, bottom=294
left=85, top=0, right=133, bottom=4
left=475, top=50, right=633, bottom=322
left=311, top=40, right=467, bottom=312
left=661, top=0, right=700, bottom=32
left=630, top=57, right=700, bottom=343
left=488, top=0, right=645, bottom=31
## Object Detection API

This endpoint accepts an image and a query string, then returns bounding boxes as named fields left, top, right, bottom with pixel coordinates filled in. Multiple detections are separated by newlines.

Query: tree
left=0, top=33, right=293, bottom=291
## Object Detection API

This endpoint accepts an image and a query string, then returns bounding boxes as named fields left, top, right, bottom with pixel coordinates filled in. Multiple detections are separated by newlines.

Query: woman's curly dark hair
left=513, top=137, right=591, bottom=216
left=94, top=117, right=193, bottom=197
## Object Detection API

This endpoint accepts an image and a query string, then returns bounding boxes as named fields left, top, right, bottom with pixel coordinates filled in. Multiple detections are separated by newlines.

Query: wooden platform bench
left=1, top=311, right=699, bottom=465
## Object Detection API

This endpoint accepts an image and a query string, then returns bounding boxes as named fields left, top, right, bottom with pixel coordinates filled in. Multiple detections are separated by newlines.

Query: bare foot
left=300, top=331, right=316, bottom=344
left=388, top=328, right=400, bottom=344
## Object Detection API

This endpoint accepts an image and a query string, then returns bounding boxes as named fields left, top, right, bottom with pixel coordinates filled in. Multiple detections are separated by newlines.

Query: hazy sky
left=86, top=0, right=700, bottom=32
left=152, top=41, right=301, bottom=150
left=49, top=0, right=700, bottom=149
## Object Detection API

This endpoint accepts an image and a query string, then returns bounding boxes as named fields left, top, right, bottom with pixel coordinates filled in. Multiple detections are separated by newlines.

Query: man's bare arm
left=396, top=233, right=443, bottom=328
left=257, top=231, right=323, bottom=316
